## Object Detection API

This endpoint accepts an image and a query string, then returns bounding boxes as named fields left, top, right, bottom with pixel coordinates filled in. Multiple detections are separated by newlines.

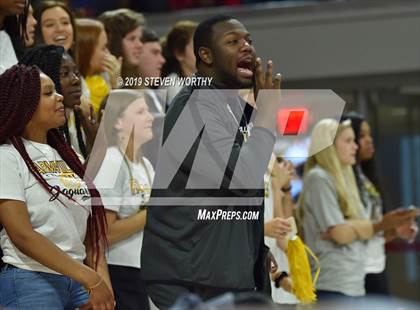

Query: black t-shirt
left=141, top=83, right=275, bottom=290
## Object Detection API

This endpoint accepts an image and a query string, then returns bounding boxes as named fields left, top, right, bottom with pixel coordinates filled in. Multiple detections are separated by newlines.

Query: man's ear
left=198, top=47, right=212, bottom=65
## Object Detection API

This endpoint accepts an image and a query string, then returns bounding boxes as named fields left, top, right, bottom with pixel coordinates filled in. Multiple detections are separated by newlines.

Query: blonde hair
left=300, top=119, right=363, bottom=220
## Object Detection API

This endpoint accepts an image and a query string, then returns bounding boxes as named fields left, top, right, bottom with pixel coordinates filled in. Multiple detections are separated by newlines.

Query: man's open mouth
left=237, top=58, right=253, bottom=79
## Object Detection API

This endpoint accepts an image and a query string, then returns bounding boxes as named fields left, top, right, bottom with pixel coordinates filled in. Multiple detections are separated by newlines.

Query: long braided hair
left=20, top=45, right=88, bottom=159
left=0, top=65, right=107, bottom=268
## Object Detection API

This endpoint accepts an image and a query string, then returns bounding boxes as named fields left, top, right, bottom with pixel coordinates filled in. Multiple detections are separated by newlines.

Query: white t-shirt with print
left=94, top=147, right=154, bottom=269
left=0, top=139, right=91, bottom=274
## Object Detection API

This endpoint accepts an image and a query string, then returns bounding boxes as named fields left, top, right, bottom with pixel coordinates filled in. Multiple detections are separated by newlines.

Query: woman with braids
left=92, top=90, right=154, bottom=310
left=341, top=112, right=418, bottom=295
left=0, top=65, right=114, bottom=309
left=20, top=44, right=95, bottom=160
left=299, top=119, right=417, bottom=300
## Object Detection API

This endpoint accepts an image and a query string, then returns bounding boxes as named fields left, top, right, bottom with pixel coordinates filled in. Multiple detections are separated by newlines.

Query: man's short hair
left=193, top=15, right=235, bottom=65
left=141, top=28, right=160, bottom=43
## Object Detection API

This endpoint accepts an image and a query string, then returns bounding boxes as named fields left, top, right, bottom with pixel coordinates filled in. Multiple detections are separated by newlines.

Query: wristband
left=281, top=185, right=291, bottom=193
left=87, top=277, right=103, bottom=294
left=274, top=271, right=288, bottom=288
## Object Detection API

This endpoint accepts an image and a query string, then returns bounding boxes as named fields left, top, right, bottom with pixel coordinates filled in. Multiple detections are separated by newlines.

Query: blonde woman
left=93, top=90, right=154, bottom=310
left=300, top=119, right=415, bottom=300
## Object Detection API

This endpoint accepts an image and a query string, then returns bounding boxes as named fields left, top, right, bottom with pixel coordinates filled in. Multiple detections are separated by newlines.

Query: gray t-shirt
left=302, top=165, right=367, bottom=296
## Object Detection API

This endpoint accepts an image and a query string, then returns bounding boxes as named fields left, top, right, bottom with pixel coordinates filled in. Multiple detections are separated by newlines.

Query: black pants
left=316, top=290, right=367, bottom=302
left=146, top=282, right=252, bottom=309
left=365, top=271, right=389, bottom=295
left=316, top=290, right=351, bottom=301
left=108, top=265, right=150, bottom=310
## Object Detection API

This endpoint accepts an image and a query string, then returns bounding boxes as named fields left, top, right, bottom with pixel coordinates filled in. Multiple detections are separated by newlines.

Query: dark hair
left=34, top=1, right=77, bottom=60
left=98, top=9, right=146, bottom=81
left=341, top=111, right=381, bottom=192
left=98, top=8, right=146, bottom=59
left=20, top=45, right=88, bottom=159
left=0, top=65, right=107, bottom=267
left=141, top=28, right=159, bottom=43
left=0, top=65, right=39, bottom=143
left=20, top=44, right=64, bottom=93
left=3, top=2, right=29, bottom=59
left=193, top=15, right=234, bottom=65
left=162, top=20, right=197, bottom=78
left=75, top=18, right=104, bottom=77
left=97, top=94, right=109, bottom=125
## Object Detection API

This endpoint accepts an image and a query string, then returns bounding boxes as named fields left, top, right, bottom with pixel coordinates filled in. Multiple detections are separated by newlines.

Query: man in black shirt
left=141, top=15, right=282, bottom=308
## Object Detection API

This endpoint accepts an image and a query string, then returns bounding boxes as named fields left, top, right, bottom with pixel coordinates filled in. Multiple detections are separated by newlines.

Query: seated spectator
left=24, top=4, right=37, bottom=48
left=138, top=28, right=166, bottom=113
left=4, top=2, right=37, bottom=60
left=98, top=8, right=145, bottom=83
left=34, top=0, right=99, bottom=129
left=34, top=1, right=76, bottom=56
left=75, top=18, right=121, bottom=117
left=139, top=29, right=166, bottom=83
left=0, top=0, right=27, bottom=73
left=161, top=20, right=198, bottom=104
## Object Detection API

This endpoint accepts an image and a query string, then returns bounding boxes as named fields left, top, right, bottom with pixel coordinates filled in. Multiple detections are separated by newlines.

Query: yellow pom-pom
left=287, top=236, right=320, bottom=304
left=85, top=75, right=110, bottom=116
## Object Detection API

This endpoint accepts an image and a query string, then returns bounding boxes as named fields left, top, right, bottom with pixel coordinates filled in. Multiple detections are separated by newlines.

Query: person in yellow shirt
left=76, top=18, right=121, bottom=117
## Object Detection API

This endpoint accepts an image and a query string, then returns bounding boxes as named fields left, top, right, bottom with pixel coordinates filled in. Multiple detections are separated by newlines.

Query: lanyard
left=226, top=100, right=251, bottom=142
